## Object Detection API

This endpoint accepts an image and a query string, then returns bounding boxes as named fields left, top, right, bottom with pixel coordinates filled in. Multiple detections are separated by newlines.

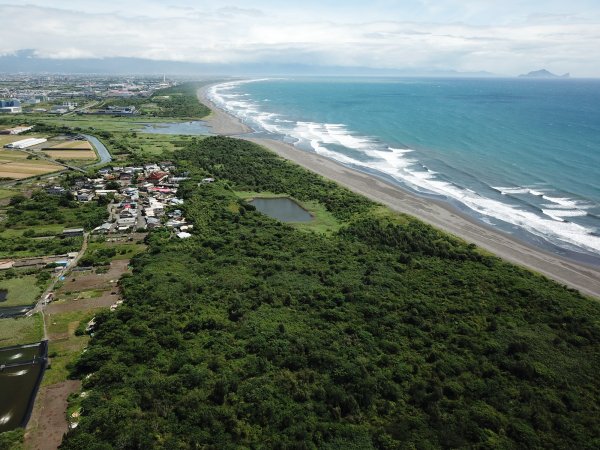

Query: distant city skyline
left=1, top=0, right=599, bottom=76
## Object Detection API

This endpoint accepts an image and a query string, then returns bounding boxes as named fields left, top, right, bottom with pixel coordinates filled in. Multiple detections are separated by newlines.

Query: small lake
left=249, top=197, right=313, bottom=223
left=0, top=341, right=47, bottom=433
left=138, top=121, right=211, bottom=135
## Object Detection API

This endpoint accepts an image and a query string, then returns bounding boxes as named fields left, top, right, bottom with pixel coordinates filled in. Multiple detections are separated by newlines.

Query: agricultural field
left=43, top=140, right=93, bottom=151
left=43, top=150, right=96, bottom=160
left=0, top=149, right=61, bottom=179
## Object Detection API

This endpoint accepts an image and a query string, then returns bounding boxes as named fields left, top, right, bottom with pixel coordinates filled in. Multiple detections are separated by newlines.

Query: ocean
left=208, top=77, right=600, bottom=265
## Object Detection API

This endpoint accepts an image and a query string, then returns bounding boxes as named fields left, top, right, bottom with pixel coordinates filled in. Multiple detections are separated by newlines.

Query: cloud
left=0, top=3, right=598, bottom=76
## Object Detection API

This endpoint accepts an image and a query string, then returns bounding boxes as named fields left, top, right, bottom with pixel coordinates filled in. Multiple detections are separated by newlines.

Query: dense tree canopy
left=61, top=137, right=600, bottom=449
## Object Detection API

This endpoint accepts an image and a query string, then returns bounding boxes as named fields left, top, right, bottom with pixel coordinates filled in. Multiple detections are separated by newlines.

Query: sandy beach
left=198, top=85, right=600, bottom=299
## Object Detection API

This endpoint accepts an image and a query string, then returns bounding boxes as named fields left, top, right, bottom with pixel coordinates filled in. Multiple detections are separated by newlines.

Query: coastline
left=198, top=85, right=600, bottom=299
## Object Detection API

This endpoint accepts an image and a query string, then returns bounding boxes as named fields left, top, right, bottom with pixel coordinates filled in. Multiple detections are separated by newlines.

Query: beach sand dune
left=198, top=85, right=600, bottom=299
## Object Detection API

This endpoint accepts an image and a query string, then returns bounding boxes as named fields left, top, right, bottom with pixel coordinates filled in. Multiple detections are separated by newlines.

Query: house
left=95, top=189, right=118, bottom=197
left=92, top=223, right=113, bottom=234
left=46, top=186, right=66, bottom=196
left=116, top=217, right=136, bottom=232
left=43, top=293, right=54, bottom=305
left=62, top=228, right=84, bottom=237
left=177, top=232, right=192, bottom=239
left=144, top=164, right=160, bottom=172
left=50, top=106, right=69, bottom=114
left=119, top=209, right=136, bottom=219
left=165, top=219, right=187, bottom=229
left=201, top=178, right=215, bottom=184
left=147, top=171, right=169, bottom=184
left=146, top=217, right=161, bottom=229
left=76, top=190, right=94, bottom=202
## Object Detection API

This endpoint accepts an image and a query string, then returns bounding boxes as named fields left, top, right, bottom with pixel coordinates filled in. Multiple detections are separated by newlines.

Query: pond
left=137, top=121, right=211, bottom=135
left=0, top=289, right=7, bottom=302
left=0, top=341, right=47, bottom=433
left=249, top=197, right=313, bottom=223
left=0, top=305, right=34, bottom=318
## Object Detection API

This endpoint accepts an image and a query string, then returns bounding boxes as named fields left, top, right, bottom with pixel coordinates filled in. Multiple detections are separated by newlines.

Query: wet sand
left=198, top=85, right=600, bottom=299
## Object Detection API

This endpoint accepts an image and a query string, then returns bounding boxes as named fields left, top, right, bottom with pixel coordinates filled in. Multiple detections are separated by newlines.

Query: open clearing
left=0, top=188, right=16, bottom=199
left=0, top=313, right=44, bottom=347
left=0, top=275, right=42, bottom=307
left=25, top=380, right=81, bottom=450
left=56, top=259, right=130, bottom=295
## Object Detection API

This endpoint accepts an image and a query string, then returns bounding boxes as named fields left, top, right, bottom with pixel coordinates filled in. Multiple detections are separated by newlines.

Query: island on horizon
left=519, top=69, right=570, bottom=78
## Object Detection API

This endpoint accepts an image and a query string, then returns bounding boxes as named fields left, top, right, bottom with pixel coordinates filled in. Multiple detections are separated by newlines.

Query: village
left=46, top=162, right=206, bottom=238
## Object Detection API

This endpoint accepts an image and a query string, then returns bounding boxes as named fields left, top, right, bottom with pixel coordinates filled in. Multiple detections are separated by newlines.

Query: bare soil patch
left=25, top=380, right=81, bottom=450
left=46, top=290, right=120, bottom=315
left=58, top=259, right=130, bottom=293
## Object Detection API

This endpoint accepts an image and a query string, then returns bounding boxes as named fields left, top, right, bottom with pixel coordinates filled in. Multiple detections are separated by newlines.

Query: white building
left=4, top=138, right=47, bottom=149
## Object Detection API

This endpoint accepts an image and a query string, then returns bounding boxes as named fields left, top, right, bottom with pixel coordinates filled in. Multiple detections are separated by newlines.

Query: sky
left=1, top=0, right=599, bottom=76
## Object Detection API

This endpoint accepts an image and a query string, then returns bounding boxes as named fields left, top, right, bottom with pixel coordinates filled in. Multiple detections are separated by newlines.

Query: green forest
left=61, top=137, right=600, bottom=449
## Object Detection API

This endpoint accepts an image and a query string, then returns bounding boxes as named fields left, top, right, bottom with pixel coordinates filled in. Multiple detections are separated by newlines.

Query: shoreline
left=198, top=85, right=600, bottom=299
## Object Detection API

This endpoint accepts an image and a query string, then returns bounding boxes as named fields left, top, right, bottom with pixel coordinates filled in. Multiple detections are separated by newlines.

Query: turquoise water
left=209, top=78, right=600, bottom=263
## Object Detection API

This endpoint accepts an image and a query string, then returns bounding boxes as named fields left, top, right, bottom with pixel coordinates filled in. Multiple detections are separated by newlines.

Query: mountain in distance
left=0, top=49, right=496, bottom=77
left=519, top=69, right=570, bottom=78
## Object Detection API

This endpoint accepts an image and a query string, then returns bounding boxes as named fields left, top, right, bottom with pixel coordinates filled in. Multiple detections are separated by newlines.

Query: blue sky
left=1, top=0, right=599, bottom=75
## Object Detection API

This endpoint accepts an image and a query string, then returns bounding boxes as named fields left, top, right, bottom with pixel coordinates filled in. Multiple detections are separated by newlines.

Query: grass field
left=235, top=191, right=341, bottom=234
left=44, top=150, right=96, bottom=160
left=85, top=241, right=146, bottom=262
left=44, top=309, right=99, bottom=386
left=0, top=275, right=43, bottom=307
left=0, top=313, right=44, bottom=347
left=0, top=224, right=64, bottom=238
left=0, top=188, right=16, bottom=199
